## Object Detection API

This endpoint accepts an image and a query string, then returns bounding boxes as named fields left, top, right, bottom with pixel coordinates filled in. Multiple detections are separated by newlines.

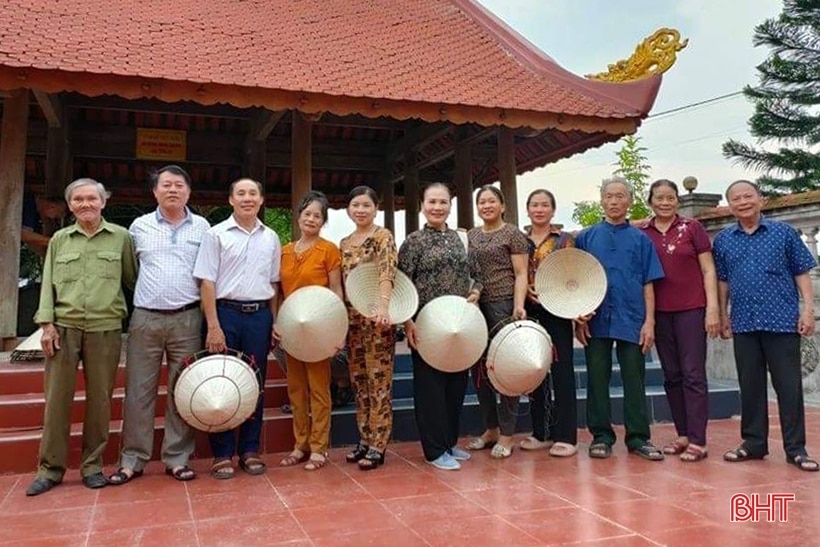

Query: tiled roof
left=697, top=189, right=820, bottom=220
left=0, top=0, right=660, bottom=121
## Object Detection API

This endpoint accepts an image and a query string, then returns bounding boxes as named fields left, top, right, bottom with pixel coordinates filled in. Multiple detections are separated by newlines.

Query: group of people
left=23, top=167, right=818, bottom=496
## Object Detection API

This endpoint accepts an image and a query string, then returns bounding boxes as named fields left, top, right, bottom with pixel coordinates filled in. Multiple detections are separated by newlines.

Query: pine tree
left=723, top=0, right=820, bottom=194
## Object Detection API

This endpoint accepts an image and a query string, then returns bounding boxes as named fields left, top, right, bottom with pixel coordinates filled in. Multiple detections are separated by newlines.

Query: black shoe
left=25, top=477, right=59, bottom=497
left=82, top=472, right=108, bottom=489
left=345, top=443, right=369, bottom=463
left=358, top=448, right=385, bottom=471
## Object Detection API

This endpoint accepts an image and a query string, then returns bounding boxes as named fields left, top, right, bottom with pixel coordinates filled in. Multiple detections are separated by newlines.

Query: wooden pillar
left=404, top=151, right=419, bottom=235
left=497, top=126, right=518, bottom=227
left=291, top=111, right=312, bottom=239
left=454, top=140, right=474, bottom=229
left=246, top=140, right=266, bottom=221
left=0, top=90, right=30, bottom=349
left=381, top=164, right=395, bottom=233
left=44, top=126, right=69, bottom=234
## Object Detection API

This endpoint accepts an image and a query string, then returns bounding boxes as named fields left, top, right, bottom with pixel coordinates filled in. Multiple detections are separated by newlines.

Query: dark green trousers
left=585, top=338, right=650, bottom=449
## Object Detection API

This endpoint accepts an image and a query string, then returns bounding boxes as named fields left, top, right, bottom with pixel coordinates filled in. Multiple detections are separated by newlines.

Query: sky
left=320, top=0, right=784, bottom=245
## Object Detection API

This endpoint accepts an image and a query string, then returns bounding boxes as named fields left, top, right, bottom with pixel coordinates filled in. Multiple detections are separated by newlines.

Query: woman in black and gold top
left=399, top=183, right=482, bottom=471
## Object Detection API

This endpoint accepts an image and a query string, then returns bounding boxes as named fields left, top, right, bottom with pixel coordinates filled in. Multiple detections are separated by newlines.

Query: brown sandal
left=304, top=452, right=328, bottom=471
left=210, top=458, right=235, bottom=480
left=239, top=453, right=267, bottom=475
left=279, top=450, right=308, bottom=467
left=680, top=444, right=708, bottom=462
left=662, top=439, right=689, bottom=455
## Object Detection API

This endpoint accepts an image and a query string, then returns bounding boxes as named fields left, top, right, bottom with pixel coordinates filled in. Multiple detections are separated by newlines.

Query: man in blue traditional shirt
left=575, top=177, right=665, bottom=461
left=714, top=180, right=818, bottom=472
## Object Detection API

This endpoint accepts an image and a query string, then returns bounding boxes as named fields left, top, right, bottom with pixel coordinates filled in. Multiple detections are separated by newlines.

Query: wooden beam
left=45, top=126, right=70, bottom=202
left=380, top=164, right=395, bottom=233
left=0, top=89, right=30, bottom=347
left=32, top=90, right=63, bottom=128
left=0, top=90, right=13, bottom=99
left=404, top=151, right=419, bottom=235
left=252, top=109, right=285, bottom=141
left=291, top=111, right=313, bottom=238
left=62, top=93, right=254, bottom=119
left=317, top=113, right=405, bottom=130
left=385, top=123, right=452, bottom=162
left=498, top=127, right=518, bottom=227
left=391, top=126, right=496, bottom=183
left=454, top=140, right=474, bottom=230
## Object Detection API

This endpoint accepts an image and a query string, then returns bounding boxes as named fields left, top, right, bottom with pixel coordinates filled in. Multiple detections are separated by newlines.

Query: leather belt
left=217, top=299, right=268, bottom=313
left=137, top=301, right=200, bottom=315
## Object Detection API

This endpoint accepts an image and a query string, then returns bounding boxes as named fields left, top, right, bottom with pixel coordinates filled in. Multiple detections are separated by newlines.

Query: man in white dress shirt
left=109, top=165, right=210, bottom=485
left=193, top=178, right=281, bottom=479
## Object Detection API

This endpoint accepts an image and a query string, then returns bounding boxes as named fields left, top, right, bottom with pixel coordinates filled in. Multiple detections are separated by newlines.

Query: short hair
left=475, top=184, right=504, bottom=206
left=600, top=176, right=633, bottom=199
left=229, top=177, right=264, bottom=195
left=421, top=182, right=453, bottom=203
left=526, top=188, right=556, bottom=209
left=296, top=190, right=330, bottom=224
left=725, top=179, right=761, bottom=199
left=64, top=178, right=110, bottom=204
left=648, top=179, right=679, bottom=202
left=151, top=165, right=191, bottom=189
left=347, top=185, right=380, bottom=207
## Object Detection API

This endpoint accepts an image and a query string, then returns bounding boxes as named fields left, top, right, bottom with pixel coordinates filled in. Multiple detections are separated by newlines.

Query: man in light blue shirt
left=109, top=165, right=210, bottom=486
left=575, top=177, right=665, bottom=461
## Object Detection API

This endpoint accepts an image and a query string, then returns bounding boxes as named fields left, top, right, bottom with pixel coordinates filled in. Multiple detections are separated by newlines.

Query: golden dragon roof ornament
left=586, top=28, right=688, bottom=82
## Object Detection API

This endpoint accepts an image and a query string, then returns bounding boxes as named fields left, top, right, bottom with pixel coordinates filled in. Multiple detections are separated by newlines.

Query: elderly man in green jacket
left=26, top=178, right=138, bottom=497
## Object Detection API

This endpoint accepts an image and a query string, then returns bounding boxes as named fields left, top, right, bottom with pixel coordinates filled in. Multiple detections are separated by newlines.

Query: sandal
left=304, top=452, right=328, bottom=471
left=345, top=443, right=369, bottom=463
left=588, top=442, right=612, bottom=459
left=629, top=443, right=665, bottom=461
left=165, top=466, right=197, bottom=481
left=680, top=444, right=708, bottom=462
left=239, top=453, right=267, bottom=475
left=279, top=449, right=308, bottom=467
left=786, top=454, right=820, bottom=472
left=520, top=437, right=554, bottom=451
left=549, top=442, right=578, bottom=458
left=490, top=443, right=513, bottom=459
left=210, top=458, right=235, bottom=480
left=662, top=438, right=689, bottom=455
left=723, top=445, right=765, bottom=463
left=358, top=448, right=385, bottom=471
left=466, top=436, right=498, bottom=451
left=107, top=467, right=143, bottom=486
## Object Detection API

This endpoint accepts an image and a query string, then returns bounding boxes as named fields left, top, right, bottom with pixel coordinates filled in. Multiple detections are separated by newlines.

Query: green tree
left=723, top=0, right=820, bottom=194
left=571, top=135, right=652, bottom=227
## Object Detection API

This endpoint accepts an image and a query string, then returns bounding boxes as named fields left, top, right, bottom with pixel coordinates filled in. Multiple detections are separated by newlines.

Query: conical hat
left=278, top=285, right=349, bottom=363
left=415, top=295, right=487, bottom=372
left=174, top=353, right=259, bottom=432
left=10, top=328, right=44, bottom=362
left=487, top=320, right=553, bottom=396
left=535, top=248, right=607, bottom=319
left=345, top=262, right=419, bottom=324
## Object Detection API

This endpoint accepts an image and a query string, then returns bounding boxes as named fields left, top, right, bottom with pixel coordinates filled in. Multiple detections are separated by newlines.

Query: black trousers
left=733, top=331, right=806, bottom=458
left=412, top=350, right=469, bottom=461
left=527, top=303, right=577, bottom=444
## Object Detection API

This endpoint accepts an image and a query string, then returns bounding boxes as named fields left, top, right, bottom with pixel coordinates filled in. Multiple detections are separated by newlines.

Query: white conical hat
left=10, top=328, right=44, bottom=362
left=174, top=353, right=259, bottom=432
left=535, top=248, right=607, bottom=319
left=487, top=320, right=553, bottom=396
left=345, top=262, right=419, bottom=324
left=415, top=295, right=488, bottom=373
left=277, top=285, right=349, bottom=363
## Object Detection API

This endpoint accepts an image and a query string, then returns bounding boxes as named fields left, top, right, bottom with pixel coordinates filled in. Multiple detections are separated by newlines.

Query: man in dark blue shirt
left=575, top=177, right=665, bottom=461
left=21, top=192, right=66, bottom=256
left=713, top=180, right=818, bottom=472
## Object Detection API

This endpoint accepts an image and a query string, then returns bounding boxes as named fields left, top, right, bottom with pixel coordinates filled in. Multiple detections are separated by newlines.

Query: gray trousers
left=120, top=307, right=202, bottom=471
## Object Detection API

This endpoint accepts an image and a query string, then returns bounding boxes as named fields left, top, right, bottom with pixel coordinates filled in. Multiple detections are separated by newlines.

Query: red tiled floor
left=1, top=414, right=819, bottom=546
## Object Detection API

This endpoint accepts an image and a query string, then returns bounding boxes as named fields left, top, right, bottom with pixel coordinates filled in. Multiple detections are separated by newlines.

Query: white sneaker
left=428, top=453, right=461, bottom=470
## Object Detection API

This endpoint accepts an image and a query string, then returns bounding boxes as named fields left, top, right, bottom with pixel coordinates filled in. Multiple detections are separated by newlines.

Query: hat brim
left=278, top=286, right=349, bottom=363
left=535, top=248, right=607, bottom=319
left=415, top=295, right=487, bottom=372
left=346, top=262, right=419, bottom=324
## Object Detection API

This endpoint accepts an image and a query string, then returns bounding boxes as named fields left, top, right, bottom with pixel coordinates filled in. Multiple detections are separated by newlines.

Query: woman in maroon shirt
left=640, top=179, right=719, bottom=462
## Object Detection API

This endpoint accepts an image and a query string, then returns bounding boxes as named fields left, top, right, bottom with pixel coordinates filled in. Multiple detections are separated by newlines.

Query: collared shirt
left=526, top=225, right=575, bottom=286
left=35, top=219, right=138, bottom=332
left=398, top=224, right=482, bottom=311
left=467, top=223, right=529, bottom=303
left=280, top=237, right=341, bottom=299
left=130, top=207, right=210, bottom=309
left=713, top=217, right=816, bottom=334
left=640, top=215, right=711, bottom=312
left=576, top=221, right=665, bottom=344
left=193, top=215, right=281, bottom=301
